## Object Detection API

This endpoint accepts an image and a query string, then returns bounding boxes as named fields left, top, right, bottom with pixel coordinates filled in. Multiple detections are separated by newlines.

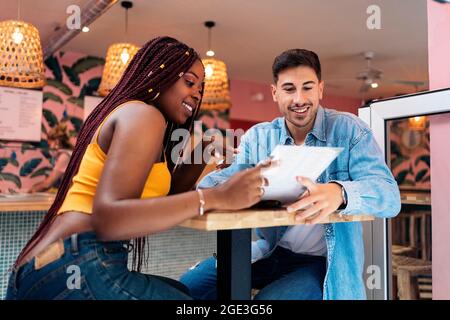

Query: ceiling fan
left=326, top=51, right=427, bottom=93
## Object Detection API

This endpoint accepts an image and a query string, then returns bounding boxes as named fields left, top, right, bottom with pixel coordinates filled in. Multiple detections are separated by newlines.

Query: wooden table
left=180, top=208, right=374, bottom=300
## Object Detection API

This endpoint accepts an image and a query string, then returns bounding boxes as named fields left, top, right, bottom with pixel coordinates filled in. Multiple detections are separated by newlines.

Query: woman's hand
left=212, top=159, right=271, bottom=211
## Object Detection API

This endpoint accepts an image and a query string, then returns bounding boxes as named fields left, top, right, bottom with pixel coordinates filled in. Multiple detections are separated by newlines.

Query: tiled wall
left=0, top=211, right=216, bottom=299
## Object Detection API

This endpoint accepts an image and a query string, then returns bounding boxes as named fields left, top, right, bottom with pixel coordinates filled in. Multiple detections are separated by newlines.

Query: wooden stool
left=392, top=254, right=432, bottom=300
left=392, top=244, right=415, bottom=256
left=393, top=210, right=431, bottom=260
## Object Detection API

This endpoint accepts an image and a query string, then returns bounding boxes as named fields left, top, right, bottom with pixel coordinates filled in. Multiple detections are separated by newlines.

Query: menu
left=0, top=86, right=43, bottom=141
left=261, top=145, right=343, bottom=204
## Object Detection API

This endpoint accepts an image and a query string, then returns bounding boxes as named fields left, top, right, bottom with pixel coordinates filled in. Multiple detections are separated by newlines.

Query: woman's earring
left=150, top=92, right=160, bottom=101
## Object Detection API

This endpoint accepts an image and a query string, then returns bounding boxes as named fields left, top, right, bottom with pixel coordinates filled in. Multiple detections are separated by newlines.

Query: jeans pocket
left=20, top=251, right=96, bottom=299
left=53, top=275, right=95, bottom=300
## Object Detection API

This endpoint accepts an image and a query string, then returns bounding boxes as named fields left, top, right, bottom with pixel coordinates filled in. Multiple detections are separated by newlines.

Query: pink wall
left=430, top=113, right=450, bottom=299
left=229, top=79, right=279, bottom=122
left=229, top=78, right=361, bottom=124
left=321, top=94, right=362, bottom=115
left=0, top=51, right=104, bottom=192
left=427, top=0, right=450, bottom=300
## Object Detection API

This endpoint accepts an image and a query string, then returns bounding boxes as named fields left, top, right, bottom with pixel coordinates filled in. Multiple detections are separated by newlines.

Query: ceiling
left=1, top=0, right=429, bottom=100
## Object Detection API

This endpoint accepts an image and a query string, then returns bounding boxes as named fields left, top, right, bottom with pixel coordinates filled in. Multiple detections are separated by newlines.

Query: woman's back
left=58, top=101, right=171, bottom=216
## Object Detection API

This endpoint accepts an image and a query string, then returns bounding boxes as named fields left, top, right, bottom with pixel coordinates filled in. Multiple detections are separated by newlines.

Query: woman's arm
left=91, top=103, right=265, bottom=242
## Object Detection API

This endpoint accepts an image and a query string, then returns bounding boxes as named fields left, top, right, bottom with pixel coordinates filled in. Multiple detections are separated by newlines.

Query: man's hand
left=287, top=177, right=344, bottom=224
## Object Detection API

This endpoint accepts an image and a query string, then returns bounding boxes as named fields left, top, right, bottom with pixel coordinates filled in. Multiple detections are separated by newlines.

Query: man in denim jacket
left=180, top=49, right=401, bottom=300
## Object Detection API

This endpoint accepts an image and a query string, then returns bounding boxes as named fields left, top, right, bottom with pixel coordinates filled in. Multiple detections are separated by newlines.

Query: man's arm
left=287, top=125, right=401, bottom=223
left=332, top=128, right=401, bottom=218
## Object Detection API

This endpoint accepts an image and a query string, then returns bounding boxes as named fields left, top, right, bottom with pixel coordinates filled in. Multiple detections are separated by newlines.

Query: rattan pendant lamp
left=201, top=21, right=231, bottom=111
left=0, top=1, right=45, bottom=88
left=98, top=0, right=140, bottom=97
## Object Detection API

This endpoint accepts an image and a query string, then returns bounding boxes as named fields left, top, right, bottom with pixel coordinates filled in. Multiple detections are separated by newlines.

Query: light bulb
left=206, top=50, right=215, bottom=57
left=205, top=64, right=214, bottom=79
left=371, top=82, right=379, bottom=88
left=82, top=26, right=90, bottom=33
left=120, top=48, right=130, bottom=64
left=12, top=27, right=24, bottom=44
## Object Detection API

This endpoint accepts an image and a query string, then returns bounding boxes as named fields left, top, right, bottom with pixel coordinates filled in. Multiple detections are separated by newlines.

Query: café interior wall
left=388, top=119, right=430, bottom=190
left=228, top=78, right=362, bottom=127
left=0, top=51, right=104, bottom=193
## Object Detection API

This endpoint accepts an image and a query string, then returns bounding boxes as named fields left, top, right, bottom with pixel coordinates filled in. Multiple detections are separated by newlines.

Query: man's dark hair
left=272, top=49, right=322, bottom=83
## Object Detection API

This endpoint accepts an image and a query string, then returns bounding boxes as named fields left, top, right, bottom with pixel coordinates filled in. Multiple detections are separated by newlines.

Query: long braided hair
left=15, top=37, right=204, bottom=272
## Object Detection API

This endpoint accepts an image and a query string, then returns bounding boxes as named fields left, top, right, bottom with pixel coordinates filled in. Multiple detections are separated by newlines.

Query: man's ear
left=318, top=80, right=324, bottom=100
left=271, top=84, right=278, bottom=102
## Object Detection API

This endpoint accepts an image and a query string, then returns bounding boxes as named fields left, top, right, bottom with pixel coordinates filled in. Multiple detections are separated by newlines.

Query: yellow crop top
left=57, top=101, right=171, bottom=215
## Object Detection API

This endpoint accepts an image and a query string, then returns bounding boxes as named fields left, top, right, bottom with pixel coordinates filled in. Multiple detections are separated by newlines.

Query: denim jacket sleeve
left=333, top=129, right=401, bottom=218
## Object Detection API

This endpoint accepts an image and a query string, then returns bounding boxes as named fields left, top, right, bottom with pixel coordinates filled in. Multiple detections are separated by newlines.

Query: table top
left=0, top=195, right=375, bottom=231
left=180, top=208, right=374, bottom=231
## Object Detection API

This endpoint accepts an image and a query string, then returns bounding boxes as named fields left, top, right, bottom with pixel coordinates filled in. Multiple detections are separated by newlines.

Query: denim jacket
left=198, top=106, right=401, bottom=300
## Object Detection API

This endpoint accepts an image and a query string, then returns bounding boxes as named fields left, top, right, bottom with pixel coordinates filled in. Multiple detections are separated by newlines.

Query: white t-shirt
left=278, top=224, right=327, bottom=257
left=276, top=142, right=327, bottom=257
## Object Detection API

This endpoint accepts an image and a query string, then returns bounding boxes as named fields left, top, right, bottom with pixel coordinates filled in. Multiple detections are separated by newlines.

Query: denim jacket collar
left=278, top=105, right=327, bottom=144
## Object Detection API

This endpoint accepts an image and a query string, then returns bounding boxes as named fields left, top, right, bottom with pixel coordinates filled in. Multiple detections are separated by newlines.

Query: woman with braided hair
left=6, top=37, right=270, bottom=300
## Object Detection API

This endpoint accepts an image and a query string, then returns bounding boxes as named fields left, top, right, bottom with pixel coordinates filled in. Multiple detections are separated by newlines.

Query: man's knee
left=253, top=267, right=324, bottom=300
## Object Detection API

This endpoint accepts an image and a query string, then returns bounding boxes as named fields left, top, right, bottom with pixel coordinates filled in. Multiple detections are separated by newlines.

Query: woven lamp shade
left=0, top=20, right=45, bottom=88
left=201, top=58, right=231, bottom=111
left=98, top=43, right=140, bottom=97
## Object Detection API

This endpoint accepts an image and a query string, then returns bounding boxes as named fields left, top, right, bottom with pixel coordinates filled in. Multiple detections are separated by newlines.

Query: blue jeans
left=6, top=231, right=192, bottom=300
left=180, top=246, right=326, bottom=300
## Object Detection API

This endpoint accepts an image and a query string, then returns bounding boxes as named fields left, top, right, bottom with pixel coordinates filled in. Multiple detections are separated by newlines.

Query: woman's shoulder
left=112, top=100, right=166, bottom=127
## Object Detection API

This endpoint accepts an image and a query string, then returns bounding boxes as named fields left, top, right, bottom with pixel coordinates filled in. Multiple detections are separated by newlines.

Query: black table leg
left=217, top=228, right=252, bottom=300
